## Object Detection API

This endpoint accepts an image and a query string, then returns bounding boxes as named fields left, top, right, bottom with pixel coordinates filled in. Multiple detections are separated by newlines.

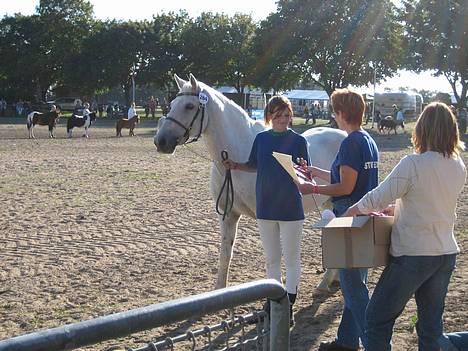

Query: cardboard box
left=313, top=216, right=394, bottom=269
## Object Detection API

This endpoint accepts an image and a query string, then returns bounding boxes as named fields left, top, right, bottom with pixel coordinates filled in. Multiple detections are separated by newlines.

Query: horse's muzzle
left=154, top=135, right=176, bottom=154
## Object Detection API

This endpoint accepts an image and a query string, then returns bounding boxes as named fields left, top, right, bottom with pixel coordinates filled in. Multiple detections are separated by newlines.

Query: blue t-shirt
left=331, top=130, right=379, bottom=204
left=247, top=129, right=310, bottom=221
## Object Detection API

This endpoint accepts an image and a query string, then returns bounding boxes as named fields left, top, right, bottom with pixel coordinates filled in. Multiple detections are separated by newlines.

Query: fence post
left=269, top=293, right=290, bottom=351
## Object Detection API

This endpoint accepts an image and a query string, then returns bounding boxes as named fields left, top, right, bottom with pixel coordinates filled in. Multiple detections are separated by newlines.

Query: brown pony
left=116, top=115, right=140, bottom=137
left=27, top=110, right=61, bottom=139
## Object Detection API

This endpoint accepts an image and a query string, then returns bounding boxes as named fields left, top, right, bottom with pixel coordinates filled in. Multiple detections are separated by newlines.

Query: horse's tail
left=26, top=112, right=34, bottom=129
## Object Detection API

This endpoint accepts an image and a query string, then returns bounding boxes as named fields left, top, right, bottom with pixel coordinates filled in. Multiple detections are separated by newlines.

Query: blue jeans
left=332, top=198, right=369, bottom=349
left=439, top=332, right=468, bottom=351
left=337, top=268, right=369, bottom=349
left=366, top=254, right=457, bottom=351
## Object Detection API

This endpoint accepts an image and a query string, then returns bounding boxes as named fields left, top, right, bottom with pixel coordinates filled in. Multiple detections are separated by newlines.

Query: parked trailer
left=374, top=92, right=423, bottom=119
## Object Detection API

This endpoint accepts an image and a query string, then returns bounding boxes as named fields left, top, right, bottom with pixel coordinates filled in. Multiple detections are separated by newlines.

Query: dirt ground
left=0, top=118, right=466, bottom=351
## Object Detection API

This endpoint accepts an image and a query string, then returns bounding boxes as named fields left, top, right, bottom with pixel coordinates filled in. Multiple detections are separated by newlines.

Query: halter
left=164, top=91, right=207, bottom=144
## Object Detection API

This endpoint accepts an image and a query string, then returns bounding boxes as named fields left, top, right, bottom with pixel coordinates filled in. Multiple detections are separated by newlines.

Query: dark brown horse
left=116, top=115, right=140, bottom=137
left=27, top=110, right=61, bottom=139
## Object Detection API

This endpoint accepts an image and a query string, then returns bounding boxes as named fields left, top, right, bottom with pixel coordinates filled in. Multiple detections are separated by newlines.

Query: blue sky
left=0, top=0, right=454, bottom=93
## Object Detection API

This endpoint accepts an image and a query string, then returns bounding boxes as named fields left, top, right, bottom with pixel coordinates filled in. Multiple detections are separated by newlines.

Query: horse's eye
left=185, top=103, right=195, bottom=110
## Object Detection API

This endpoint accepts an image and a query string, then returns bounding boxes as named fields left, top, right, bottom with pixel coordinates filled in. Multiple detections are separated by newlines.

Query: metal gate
left=0, top=279, right=290, bottom=351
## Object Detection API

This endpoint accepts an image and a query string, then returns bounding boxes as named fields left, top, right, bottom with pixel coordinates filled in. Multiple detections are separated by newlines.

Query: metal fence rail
left=0, top=279, right=289, bottom=351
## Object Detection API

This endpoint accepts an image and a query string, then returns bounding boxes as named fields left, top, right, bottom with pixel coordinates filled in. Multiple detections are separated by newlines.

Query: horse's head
left=154, top=74, right=209, bottom=154
left=89, top=112, right=97, bottom=122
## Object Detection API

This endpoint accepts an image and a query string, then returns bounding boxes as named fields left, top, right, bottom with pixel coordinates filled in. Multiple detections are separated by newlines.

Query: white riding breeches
left=257, top=219, right=304, bottom=294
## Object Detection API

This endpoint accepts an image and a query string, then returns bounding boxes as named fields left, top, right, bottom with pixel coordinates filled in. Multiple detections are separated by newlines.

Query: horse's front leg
left=48, top=126, right=54, bottom=138
left=215, top=213, right=241, bottom=289
left=83, top=127, right=89, bottom=138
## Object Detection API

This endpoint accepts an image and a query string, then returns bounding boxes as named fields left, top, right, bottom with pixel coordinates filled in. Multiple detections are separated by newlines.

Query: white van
left=47, top=97, right=82, bottom=111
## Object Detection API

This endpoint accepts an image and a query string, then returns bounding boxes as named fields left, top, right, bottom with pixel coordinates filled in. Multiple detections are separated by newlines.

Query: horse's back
left=302, top=127, right=346, bottom=169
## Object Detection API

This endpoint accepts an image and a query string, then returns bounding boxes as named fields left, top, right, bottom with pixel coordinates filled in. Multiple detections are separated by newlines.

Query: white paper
left=272, top=151, right=300, bottom=183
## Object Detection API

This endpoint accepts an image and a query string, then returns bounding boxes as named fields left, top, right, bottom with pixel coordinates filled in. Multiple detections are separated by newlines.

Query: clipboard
left=272, top=151, right=312, bottom=184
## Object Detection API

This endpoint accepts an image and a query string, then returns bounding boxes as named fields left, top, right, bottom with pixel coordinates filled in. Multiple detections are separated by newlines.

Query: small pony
left=116, top=115, right=140, bottom=137
left=378, top=116, right=404, bottom=134
left=27, top=110, right=61, bottom=139
left=67, top=112, right=97, bottom=138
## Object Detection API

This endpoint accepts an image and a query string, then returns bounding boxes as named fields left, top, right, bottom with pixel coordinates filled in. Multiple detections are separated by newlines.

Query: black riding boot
left=288, top=293, right=296, bottom=327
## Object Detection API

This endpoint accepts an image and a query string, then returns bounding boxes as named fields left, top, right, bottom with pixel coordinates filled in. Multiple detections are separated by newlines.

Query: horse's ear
left=189, top=73, right=199, bottom=90
left=174, top=74, right=186, bottom=90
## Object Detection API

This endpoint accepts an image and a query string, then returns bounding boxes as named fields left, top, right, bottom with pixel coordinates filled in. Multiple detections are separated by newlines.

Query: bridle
left=162, top=90, right=234, bottom=220
left=164, top=91, right=207, bottom=144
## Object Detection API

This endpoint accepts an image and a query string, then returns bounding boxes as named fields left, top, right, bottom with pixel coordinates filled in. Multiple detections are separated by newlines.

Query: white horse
left=154, top=74, right=344, bottom=291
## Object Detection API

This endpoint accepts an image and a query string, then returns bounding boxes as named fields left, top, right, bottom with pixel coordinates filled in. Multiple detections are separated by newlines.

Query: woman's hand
left=297, top=157, right=315, bottom=179
left=343, top=204, right=361, bottom=217
left=382, top=204, right=395, bottom=216
left=295, top=179, right=320, bottom=194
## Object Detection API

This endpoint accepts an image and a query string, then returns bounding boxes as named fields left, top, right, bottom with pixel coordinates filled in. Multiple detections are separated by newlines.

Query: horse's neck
left=203, top=97, right=264, bottom=163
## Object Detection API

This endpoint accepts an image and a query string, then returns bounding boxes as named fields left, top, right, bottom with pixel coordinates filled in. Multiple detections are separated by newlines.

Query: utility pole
left=371, top=65, right=377, bottom=128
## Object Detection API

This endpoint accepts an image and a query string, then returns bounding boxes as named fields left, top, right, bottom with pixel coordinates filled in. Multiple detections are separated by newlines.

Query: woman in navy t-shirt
left=222, top=96, right=309, bottom=326
left=298, top=88, right=378, bottom=351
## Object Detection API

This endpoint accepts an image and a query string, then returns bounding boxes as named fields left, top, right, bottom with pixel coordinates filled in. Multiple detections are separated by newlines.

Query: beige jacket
left=357, top=151, right=466, bottom=256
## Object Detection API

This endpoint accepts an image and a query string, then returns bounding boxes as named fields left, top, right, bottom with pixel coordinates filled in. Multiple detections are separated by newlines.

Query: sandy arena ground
left=0, top=118, right=466, bottom=351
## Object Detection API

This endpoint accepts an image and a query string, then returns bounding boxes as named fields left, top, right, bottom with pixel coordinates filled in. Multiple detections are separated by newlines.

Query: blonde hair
left=330, top=88, right=365, bottom=125
left=412, top=102, right=465, bottom=157
left=264, top=95, right=293, bottom=126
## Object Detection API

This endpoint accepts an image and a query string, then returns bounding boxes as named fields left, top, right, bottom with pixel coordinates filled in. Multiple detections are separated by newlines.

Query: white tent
left=282, top=89, right=329, bottom=101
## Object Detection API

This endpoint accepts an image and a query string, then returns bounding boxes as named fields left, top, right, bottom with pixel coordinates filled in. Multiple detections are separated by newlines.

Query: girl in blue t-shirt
left=298, top=88, right=379, bottom=351
left=222, top=96, right=309, bottom=326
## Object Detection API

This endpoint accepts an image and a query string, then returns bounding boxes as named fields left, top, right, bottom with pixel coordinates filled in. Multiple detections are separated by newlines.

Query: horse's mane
left=179, top=80, right=265, bottom=131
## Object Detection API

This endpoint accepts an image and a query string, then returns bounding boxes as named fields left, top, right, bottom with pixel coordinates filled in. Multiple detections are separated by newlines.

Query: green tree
left=180, top=13, right=232, bottom=85
left=36, top=0, right=95, bottom=98
left=253, top=0, right=404, bottom=95
left=223, top=14, right=257, bottom=93
left=403, top=0, right=468, bottom=107
left=0, top=15, right=46, bottom=101
left=138, top=12, right=189, bottom=93
left=67, top=20, right=146, bottom=105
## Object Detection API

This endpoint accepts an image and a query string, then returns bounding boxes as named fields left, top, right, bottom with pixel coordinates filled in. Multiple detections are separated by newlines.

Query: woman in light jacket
left=345, top=102, right=466, bottom=351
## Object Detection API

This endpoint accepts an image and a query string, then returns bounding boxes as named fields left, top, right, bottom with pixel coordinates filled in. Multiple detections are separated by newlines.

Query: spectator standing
left=149, top=96, right=156, bottom=118
left=345, top=102, right=466, bottom=351
left=303, top=105, right=309, bottom=124
left=98, top=104, right=104, bottom=118
left=0, top=98, right=6, bottom=116
left=106, top=104, right=114, bottom=118
left=144, top=103, right=150, bottom=118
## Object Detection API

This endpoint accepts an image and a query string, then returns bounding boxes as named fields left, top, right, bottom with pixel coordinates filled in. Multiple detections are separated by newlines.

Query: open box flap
left=313, top=216, right=370, bottom=229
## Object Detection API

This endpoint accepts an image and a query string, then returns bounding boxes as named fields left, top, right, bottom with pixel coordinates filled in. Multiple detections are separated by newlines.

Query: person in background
left=303, top=105, right=309, bottom=124
left=82, top=102, right=91, bottom=119
left=127, top=102, right=137, bottom=120
left=345, top=102, right=466, bottom=351
left=297, top=88, right=379, bottom=351
left=149, top=96, right=156, bottom=118
left=98, top=104, right=103, bottom=118
left=392, top=104, right=398, bottom=119
left=106, top=104, right=113, bottom=118
left=396, top=106, right=405, bottom=130
left=222, top=95, right=310, bottom=326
